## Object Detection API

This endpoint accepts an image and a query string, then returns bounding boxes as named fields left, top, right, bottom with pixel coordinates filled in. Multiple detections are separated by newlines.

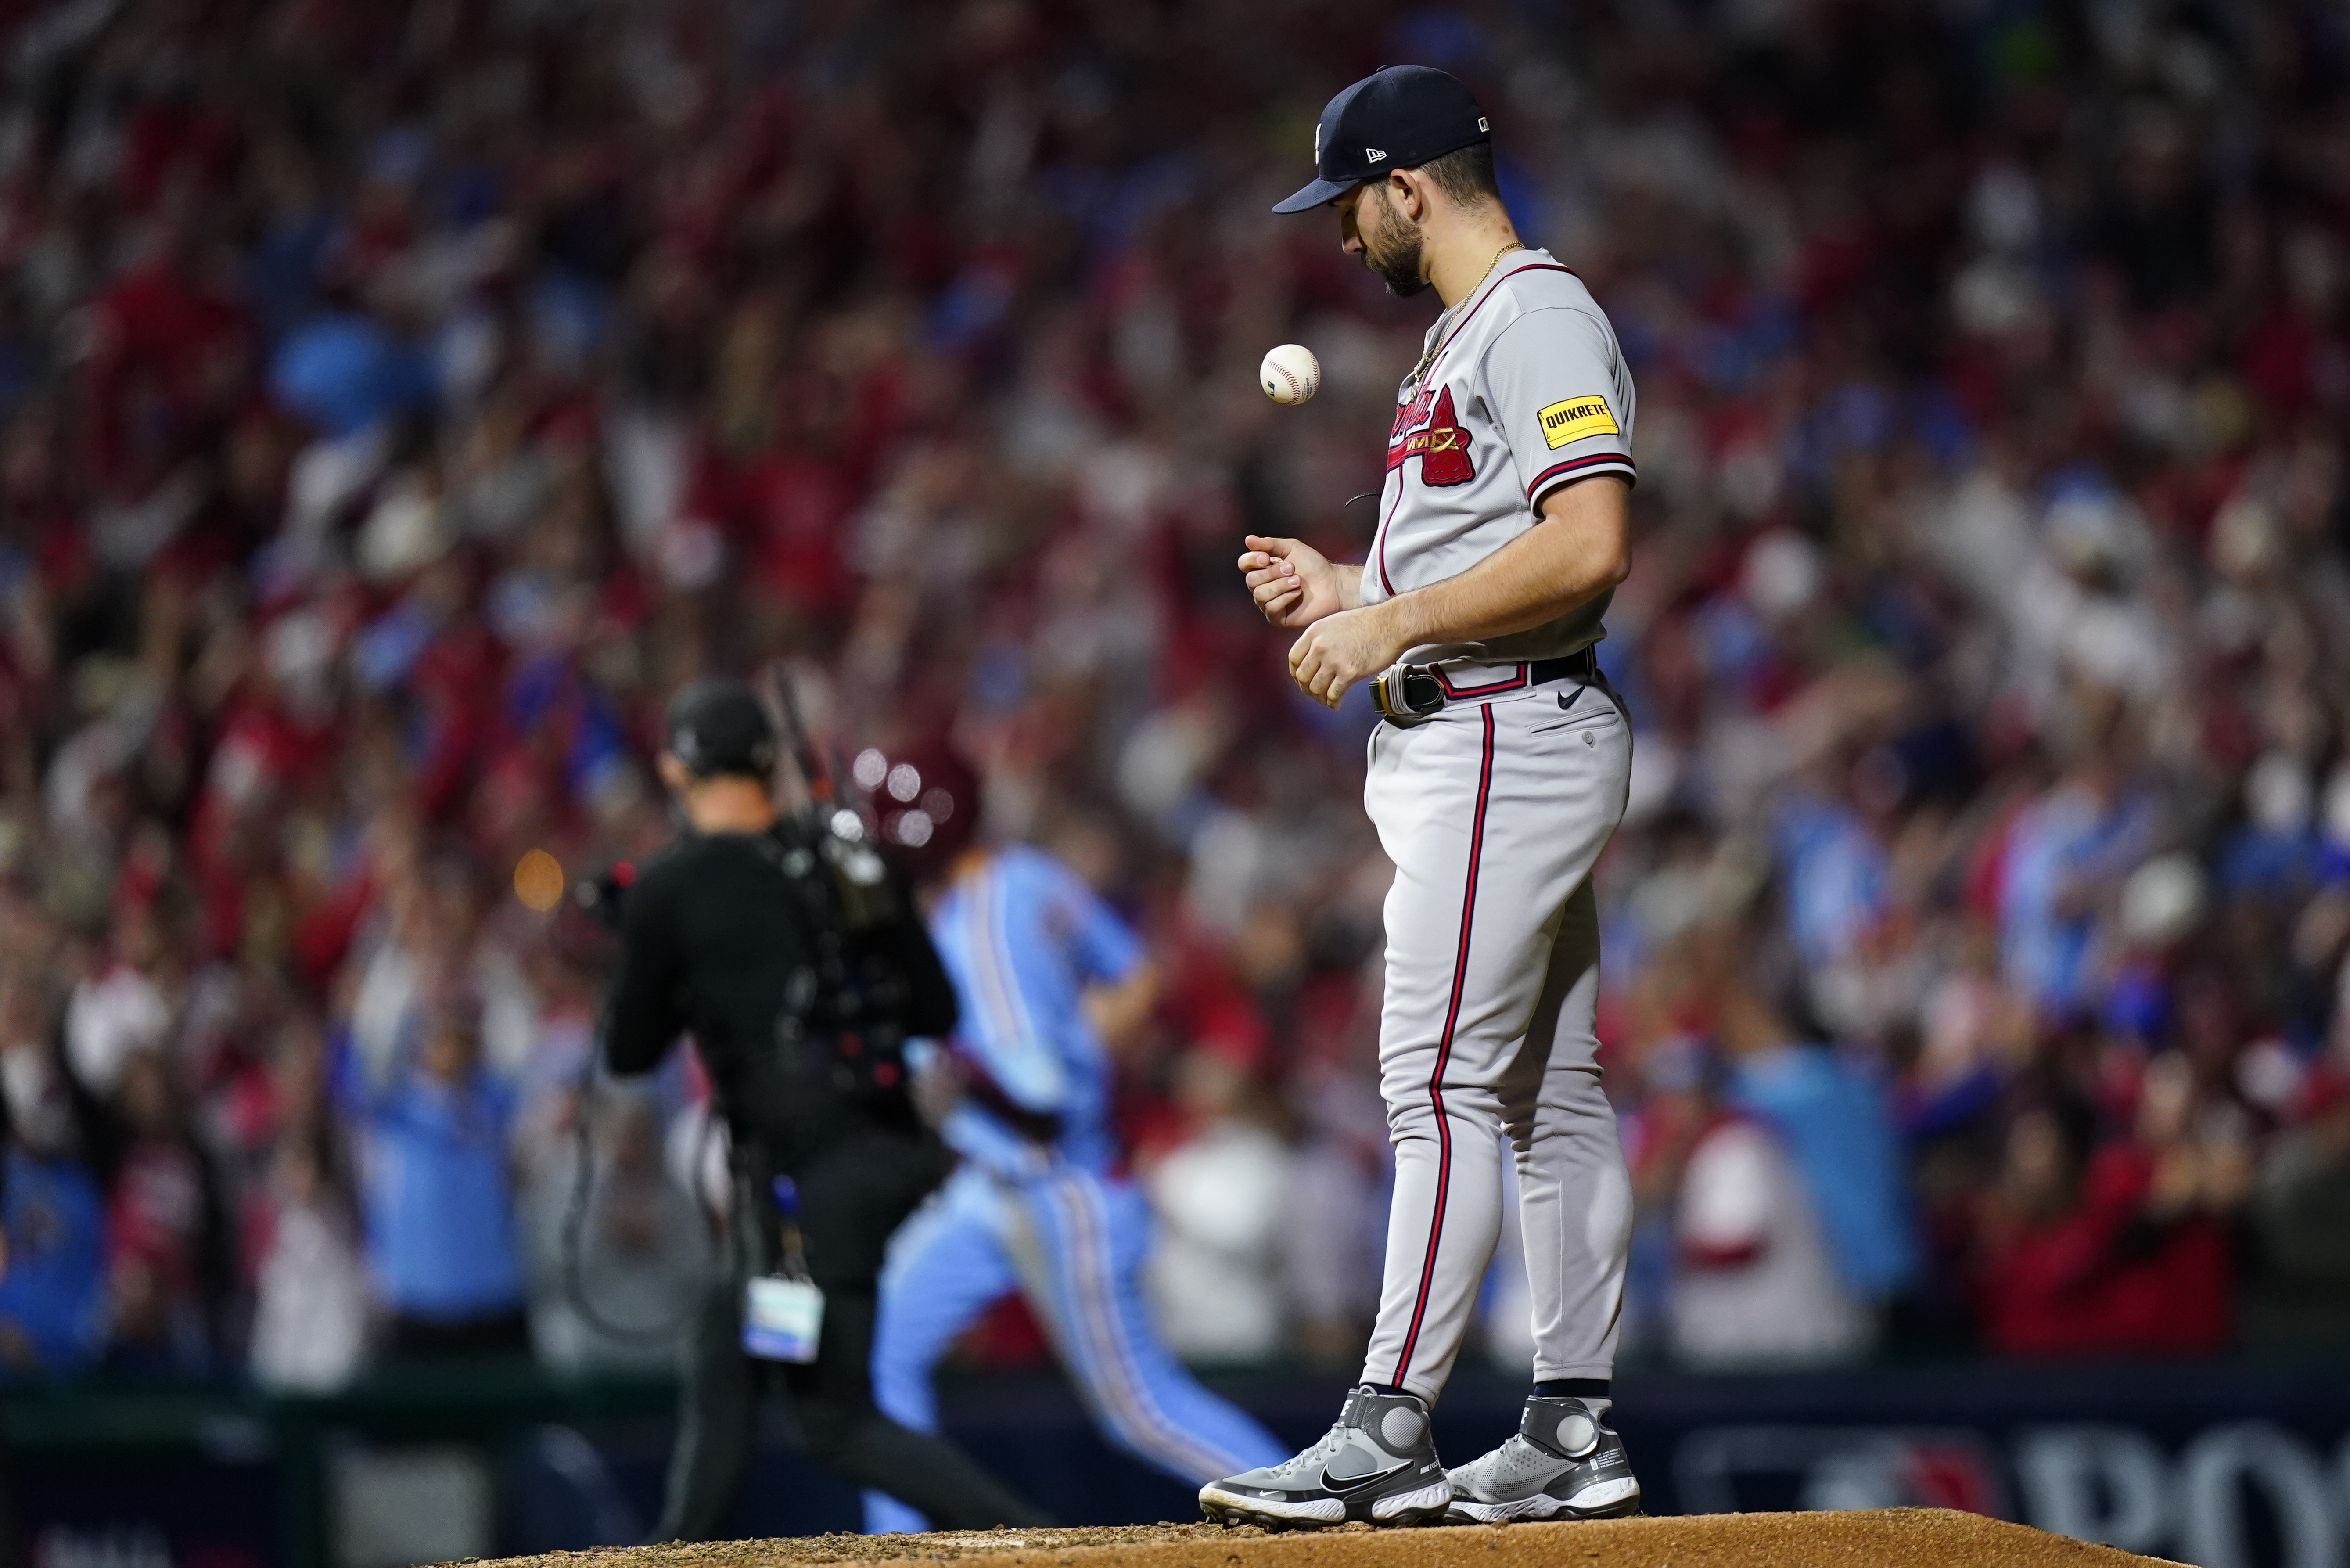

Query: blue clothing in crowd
left=1729, top=1043, right=1918, bottom=1299
left=1999, top=784, right=2149, bottom=1014
left=0, top=1151, right=109, bottom=1377
left=1774, top=794, right=1889, bottom=971
left=352, top=1070, right=526, bottom=1322
left=269, top=312, right=435, bottom=437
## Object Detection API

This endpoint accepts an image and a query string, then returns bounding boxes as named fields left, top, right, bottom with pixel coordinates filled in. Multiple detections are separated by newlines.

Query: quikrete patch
left=1538, top=396, right=1619, bottom=448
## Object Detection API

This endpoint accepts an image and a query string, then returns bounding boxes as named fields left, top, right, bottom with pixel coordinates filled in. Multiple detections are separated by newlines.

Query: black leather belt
left=1370, top=647, right=1599, bottom=723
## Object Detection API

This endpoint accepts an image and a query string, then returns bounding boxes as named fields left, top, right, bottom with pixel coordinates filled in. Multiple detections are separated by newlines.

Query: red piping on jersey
left=1372, top=484, right=1400, bottom=597
left=1434, top=662, right=1529, bottom=698
left=1419, top=262, right=1582, bottom=387
left=1526, top=451, right=1638, bottom=501
left=1390, top=703, right=1497, bottom=1390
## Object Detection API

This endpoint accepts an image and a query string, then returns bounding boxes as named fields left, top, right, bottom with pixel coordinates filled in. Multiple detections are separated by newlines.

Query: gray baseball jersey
left=1347, top=250, right=1639, bottom=1404
left=1362, top=250, right=1636, bottom=676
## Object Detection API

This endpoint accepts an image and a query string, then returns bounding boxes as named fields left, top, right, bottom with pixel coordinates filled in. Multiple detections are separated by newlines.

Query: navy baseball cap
left=1272, top=66, right=1491, bottom=214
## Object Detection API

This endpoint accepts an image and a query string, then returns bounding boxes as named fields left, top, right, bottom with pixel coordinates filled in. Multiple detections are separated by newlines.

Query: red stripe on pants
left=1389, top=704, right=1496, bottom=1387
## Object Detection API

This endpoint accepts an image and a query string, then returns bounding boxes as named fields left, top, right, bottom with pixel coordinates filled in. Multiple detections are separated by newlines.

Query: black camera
left=765, top=811, right=916, bottom=1106
left=572, top=861, right=637, bottom=933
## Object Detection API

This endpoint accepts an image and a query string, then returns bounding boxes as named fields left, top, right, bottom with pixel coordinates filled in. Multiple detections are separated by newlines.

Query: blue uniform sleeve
left=1052, top=863, right=1145, bottom=986
left=933, top=872, right=1071, bottom=1114
left=937, top=1100, right=1056, bottom=1180
left=965, top=1031, right=1069, bottom=1112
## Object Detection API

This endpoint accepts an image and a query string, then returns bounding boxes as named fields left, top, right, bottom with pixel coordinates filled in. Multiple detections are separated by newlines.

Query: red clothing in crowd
left=1976, top=1144, right=2233, bottom=1357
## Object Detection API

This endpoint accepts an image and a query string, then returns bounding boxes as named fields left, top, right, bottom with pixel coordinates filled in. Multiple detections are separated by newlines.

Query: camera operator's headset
left=556, top=672, right=906, bottom=1345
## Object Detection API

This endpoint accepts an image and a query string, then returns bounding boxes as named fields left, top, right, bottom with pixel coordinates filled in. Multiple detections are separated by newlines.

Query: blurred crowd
left=0, top=0, right=2348, bottom=1388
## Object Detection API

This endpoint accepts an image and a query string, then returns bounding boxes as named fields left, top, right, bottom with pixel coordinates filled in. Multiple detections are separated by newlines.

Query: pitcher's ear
left=1390, top=167, right=1427, bottom=221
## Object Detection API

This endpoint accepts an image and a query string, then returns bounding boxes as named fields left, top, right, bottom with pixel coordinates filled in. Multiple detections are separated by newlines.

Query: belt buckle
left=1371, top=665, right=1442, bottom=723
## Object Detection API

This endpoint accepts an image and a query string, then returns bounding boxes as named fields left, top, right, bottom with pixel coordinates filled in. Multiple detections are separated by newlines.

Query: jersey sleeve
left=1481, top=305, right=1636, bottom=509
left=932, top=885, right=1072, bottom=1114
left=598, top=868, right=687, bottom=1078
left=1050, top=861, right=1146, bottom=985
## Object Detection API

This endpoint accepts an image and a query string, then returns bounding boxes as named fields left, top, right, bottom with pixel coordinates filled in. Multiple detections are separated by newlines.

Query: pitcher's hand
left=1290, top=604, right=1405, bottom=708
left=1240, top=535, right=1345, bottom=629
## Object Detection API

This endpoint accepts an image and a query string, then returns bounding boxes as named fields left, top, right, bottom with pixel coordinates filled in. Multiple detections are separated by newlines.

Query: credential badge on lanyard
left=743, top=1176, right=824, bottom=1362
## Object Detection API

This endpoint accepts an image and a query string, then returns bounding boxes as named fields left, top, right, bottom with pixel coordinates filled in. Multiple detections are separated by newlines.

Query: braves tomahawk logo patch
left=1387, top=385, right=1474, bottom=487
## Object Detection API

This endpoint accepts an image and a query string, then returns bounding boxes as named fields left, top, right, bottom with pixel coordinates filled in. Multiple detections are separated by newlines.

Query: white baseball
left=1259, top=343, right=1321, bottom=405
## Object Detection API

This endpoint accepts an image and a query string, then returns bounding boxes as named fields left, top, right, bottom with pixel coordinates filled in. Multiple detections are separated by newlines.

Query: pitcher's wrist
left=1374, top=592, right=1429, bottom=654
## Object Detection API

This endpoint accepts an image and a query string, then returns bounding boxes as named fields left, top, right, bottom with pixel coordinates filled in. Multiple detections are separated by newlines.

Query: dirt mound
left=478, top=1510, right=2177, bottom=1568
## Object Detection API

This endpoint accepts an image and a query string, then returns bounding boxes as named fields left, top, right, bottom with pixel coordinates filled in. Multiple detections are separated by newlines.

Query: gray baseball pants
left=1358, top=677, right=1634, bottom=1403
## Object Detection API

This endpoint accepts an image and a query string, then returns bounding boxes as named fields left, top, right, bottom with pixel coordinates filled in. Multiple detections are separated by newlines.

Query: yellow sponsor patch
left=1538, top=396, right=1619, bottom=448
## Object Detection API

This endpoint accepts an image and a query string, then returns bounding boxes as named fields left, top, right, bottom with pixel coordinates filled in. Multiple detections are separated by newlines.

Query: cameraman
left=600, top=677, right=1044, bottom=1539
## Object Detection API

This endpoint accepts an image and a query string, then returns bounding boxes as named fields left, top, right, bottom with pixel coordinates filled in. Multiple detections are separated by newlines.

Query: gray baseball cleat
left=1198, top=1385, right=1451, bottom=1529
left=1443, top=1395, right=1642, bottom=1523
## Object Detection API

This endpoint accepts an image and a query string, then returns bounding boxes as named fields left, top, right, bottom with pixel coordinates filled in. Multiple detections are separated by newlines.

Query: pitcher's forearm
left=1376, top=477, right=1628, bottom=649
left=1336, top=563, right=1365, bottom=610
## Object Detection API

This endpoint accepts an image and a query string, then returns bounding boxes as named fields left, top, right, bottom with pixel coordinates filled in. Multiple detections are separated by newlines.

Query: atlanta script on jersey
left=1389, top=385, right=1475, bottom=487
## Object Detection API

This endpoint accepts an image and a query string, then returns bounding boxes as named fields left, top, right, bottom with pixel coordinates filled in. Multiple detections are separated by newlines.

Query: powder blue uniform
left=862, top=848, right=1286, bottom=1534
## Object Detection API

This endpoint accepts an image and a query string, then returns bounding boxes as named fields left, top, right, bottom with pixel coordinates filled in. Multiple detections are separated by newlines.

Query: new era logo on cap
left=1272, top=65, right=1492, bottom=213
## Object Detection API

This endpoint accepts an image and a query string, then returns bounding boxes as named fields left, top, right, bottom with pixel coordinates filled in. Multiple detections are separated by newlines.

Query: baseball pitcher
left=1198, top=65, right=1642, bottom=1529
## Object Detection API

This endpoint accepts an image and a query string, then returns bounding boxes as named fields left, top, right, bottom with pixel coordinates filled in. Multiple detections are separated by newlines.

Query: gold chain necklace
left=1405, top=240, right=1527, bottom=391
left=1480, top=237, right=1527, bottom=278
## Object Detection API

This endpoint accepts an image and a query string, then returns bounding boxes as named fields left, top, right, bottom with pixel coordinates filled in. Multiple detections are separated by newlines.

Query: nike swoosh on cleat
left=1318, top=1460, right=1411, bottom=1496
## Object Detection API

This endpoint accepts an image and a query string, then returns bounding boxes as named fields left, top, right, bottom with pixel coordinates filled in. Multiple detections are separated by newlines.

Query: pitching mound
left=482, top=1510, right=2176, bottom=1568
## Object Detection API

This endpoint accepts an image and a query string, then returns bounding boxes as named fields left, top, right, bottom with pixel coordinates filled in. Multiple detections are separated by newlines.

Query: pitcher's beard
left=1372, top=236, right=1428, bottom=297
left=1361, top=193, right=1429, bottom=297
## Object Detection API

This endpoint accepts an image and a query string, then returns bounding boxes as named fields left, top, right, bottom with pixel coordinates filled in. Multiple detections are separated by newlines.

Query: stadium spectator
left=1975, top=1058, right=2242, bottom=1358
left=0, top=1147, right=108, bottom=1379
left=343, top=1001, right=528, bottom=1358
left=246, top=1134, right=368, bottom=1392
left=1671, top=1097, right=1871, bottom=1368
left=1713, top=976, right=1919, bottom=1312
left=0, top=1025, right=108, bottom=1378
left=1142, top=1043, right=1290, bottom=1364
left=101, top=1050, right=230, bottom=1374
left=2242, top=1067, right=2350, bottom=1355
